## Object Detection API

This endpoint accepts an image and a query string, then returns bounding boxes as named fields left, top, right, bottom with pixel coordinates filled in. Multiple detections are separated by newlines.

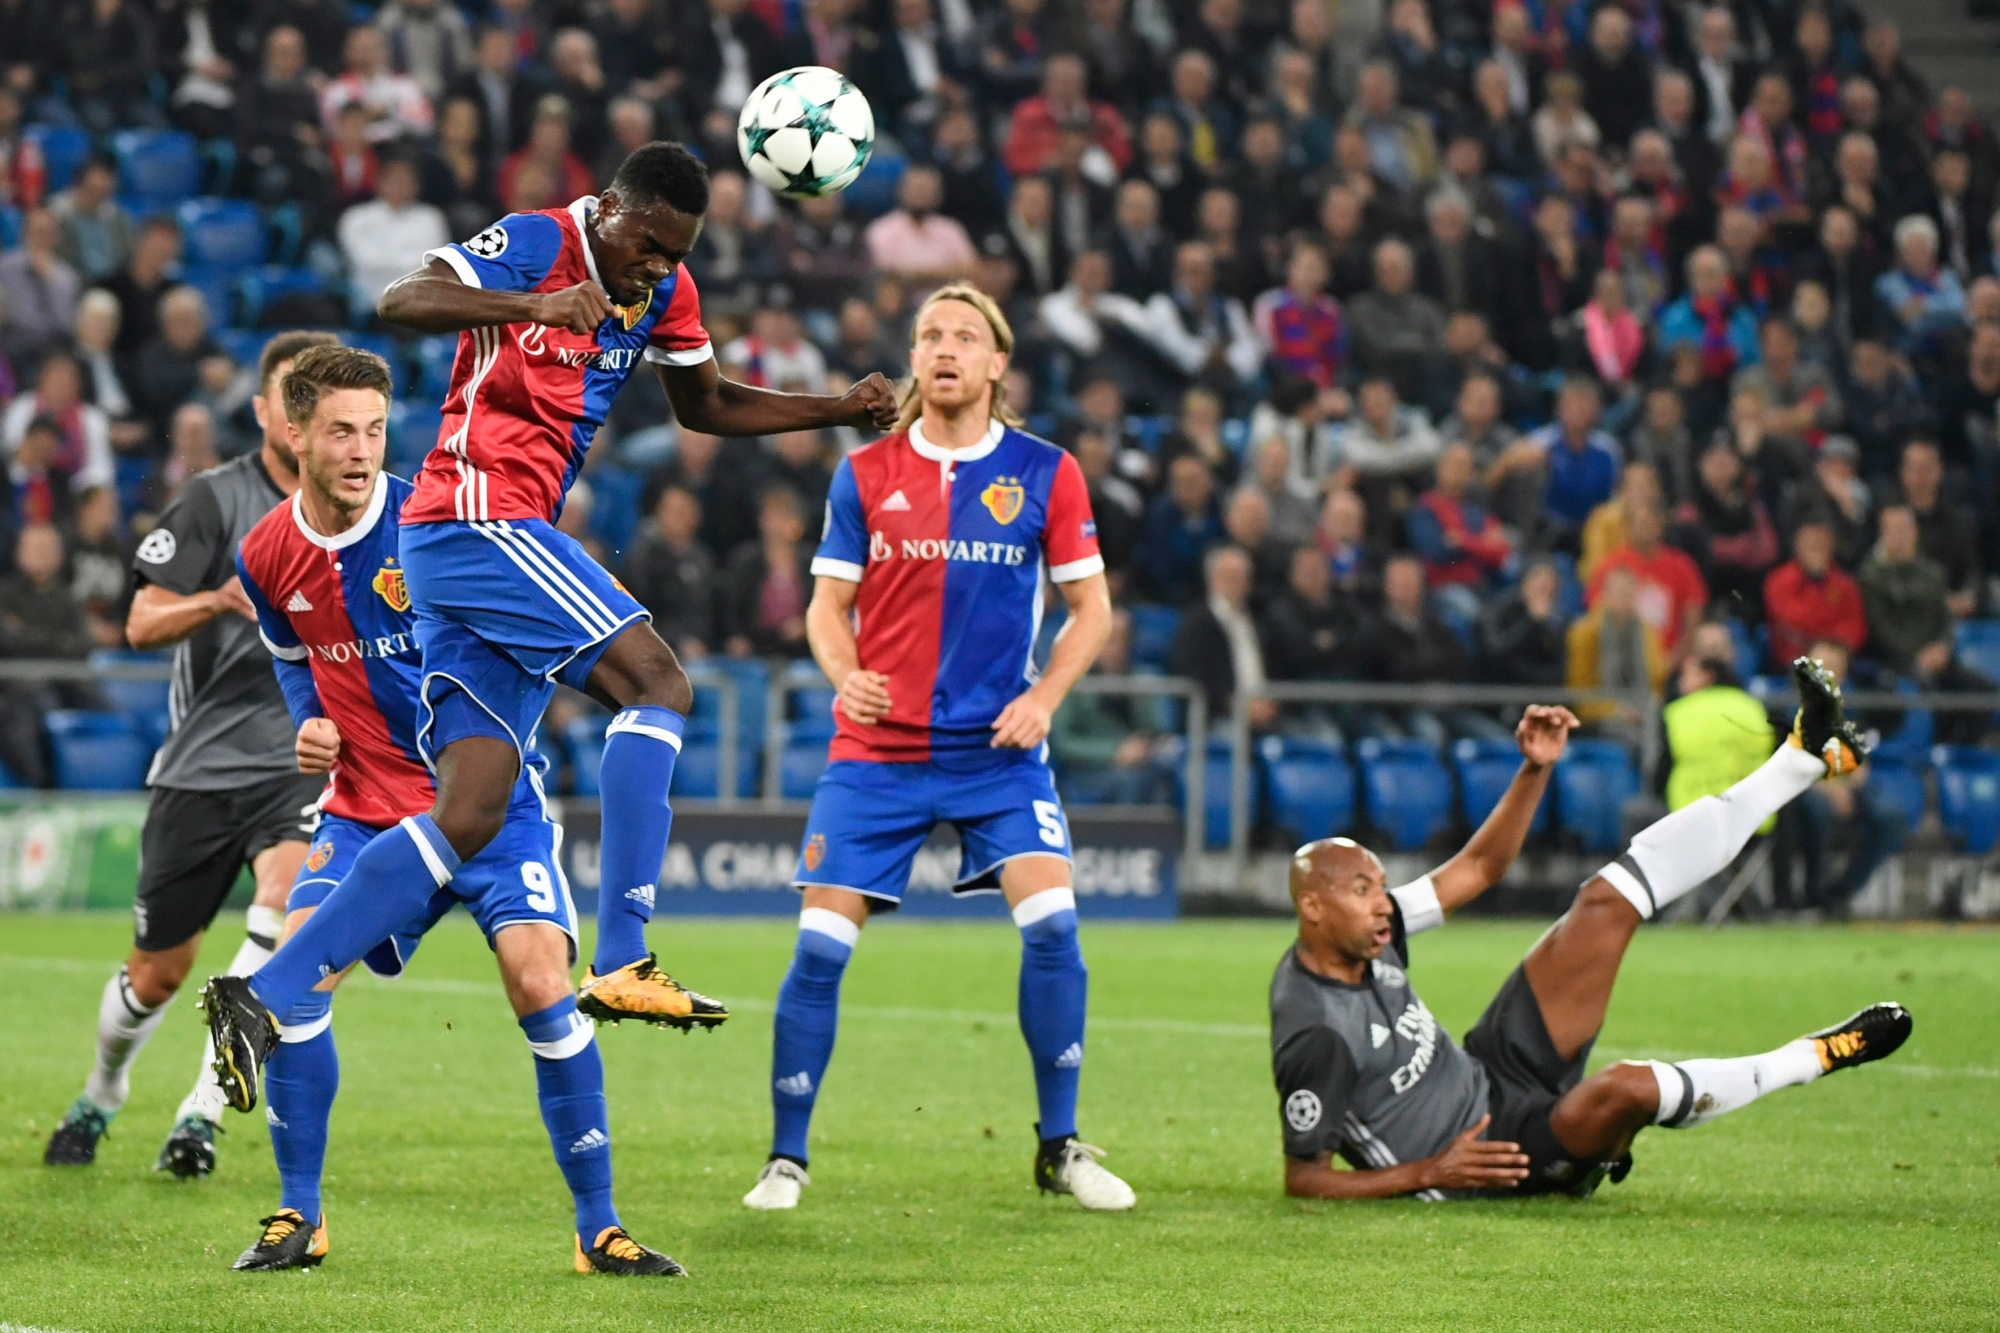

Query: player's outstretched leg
left=161, top=903, right=284, bottom=1178
left=746, top=905, right=858, bottom=1209
left=203, top=815, right=462, bottom=1113
left=44, top=964, right=175, bottom=1166
left=1010, top=881, right=1134, bottom=1212
left=1524, top=657, right=1864, bottom=1059
left=238, top=991, right=341, bottom=1269
left=578, top=628, right=728, bottom=1029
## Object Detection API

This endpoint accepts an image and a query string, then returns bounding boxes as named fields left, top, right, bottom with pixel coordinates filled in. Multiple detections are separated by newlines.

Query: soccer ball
left=736, top=66, right=875, bottom=199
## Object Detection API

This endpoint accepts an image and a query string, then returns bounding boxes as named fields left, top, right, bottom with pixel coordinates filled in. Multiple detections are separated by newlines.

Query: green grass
left=1, top=913, right=1997, bottom=1331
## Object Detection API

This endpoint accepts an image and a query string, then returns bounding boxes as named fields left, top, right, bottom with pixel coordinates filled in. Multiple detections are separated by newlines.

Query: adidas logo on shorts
left=774, top=1072, right=815, bottom=1097
left=285, top=591, right=313, bottom=613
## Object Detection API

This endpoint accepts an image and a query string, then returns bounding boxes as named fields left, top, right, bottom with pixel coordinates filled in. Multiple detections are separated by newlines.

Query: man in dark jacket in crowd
left=1140, top=453, right=1224, bottom=605
left=0, top=523, right=102, bottom=785
left=1478, top=558, right=1568, bottom=685
left=622, top=484, right=718, bottom=661
left=1363, top=553, right=1508, bottom=744
left=1860, top=505, right=1991, bottom=742
left=1169, top=545, right=1277, bottom=731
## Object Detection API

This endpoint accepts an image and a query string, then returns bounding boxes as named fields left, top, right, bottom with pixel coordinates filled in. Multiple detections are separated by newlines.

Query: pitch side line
left=14, top=955, right=1999, bottom=1078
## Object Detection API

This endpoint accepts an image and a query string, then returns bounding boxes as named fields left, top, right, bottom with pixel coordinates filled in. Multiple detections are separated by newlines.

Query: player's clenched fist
left=296, top=717, right=342, bottom=774
left=529, top=281, right=616, bottom=334
left=839, top=372, right=900, bottom=431
left=837, top=668, right=893, bottom=725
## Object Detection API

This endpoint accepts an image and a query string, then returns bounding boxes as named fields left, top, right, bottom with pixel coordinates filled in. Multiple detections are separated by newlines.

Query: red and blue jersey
left=403, top=196, right=712, bottom=526
left=236, top=474, right=434, bottom=827
left=811, top=420, right=1102, bottom=763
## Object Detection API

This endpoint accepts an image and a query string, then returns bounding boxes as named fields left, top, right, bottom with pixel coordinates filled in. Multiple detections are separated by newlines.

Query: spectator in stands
left=723, top=307, right=830, bottom=396
left=1877, top=215, right=1967, bottom=357
left=1889, top=439, right=1980, bottom=617
left=1004, top=51, right=1131, bottom=179
left=1938, top=320, right=2000, bottom=477
left=1038, top=247, right=1146, bottom=366
left=1779, top=435, right=1872, bottom=571
left=1051, top=607, right=1174, bottom=804
left=1797, top=206, right=1882, bottom=352
left=722, top=486, right=812, bottom=660
left=1512, top=377, right=1621, bottom=551
left=1764, top=519, right=1868, bottom=665
left=1861, top=505, right=1991, bottom=737
left=651, top=427, right=757, bottom=561
left=593, top=95, right=655, bottom=192
left=826, top=296, right=903, bottom=382
left=9, top=416, right=74, bottom=529
left=1346, top=237, right=1447, bottom=402
left=1844, top=337, right=1935, bottom=484
left=1661, top=635, right=1772, bottom=828
left=1139, top=452, right=1222, bottom=606
left=1658, top=245, right=1760, bottom=384
left=136, top=401, right=220, bottom=521
left=849, top=0, right=956, bottom=146
left=3, top=353, right=113, bottom=494
left=784, top=196, right=871, bottom=315
left=0, top=523, right=100, bottom=784
left=1251, top=242, right=1347, bottom=392
left=1732, top=316, right=1843, bottom=459
left=546, top=28, right=609, bottom=166
left=338, top=155, right=449, bottom=320
left=1477, top=558, right=1567, bottom=686
left=131, top=287, right=222, bottom=434
left=1363, top=552, right=1504, bottom=743
left=1568, top=564, right=1665, bottom=738
left=1071, top=428, right=1140, bottom=593
left=70, top=291, right=141, bottom=454
left=1316, top=485, right=1382, bottom=604
left=449, top=24, right=538, bottom=175
left=764, top=427, right=833, bottom=526
left=428, top=94, right=502, bottom=239
left=865, top=164, right=978, bottom=286
left=237, top=24, right=331, bottom=211
left=376, top=0, right=474, bottom=106
left=0, top=209, right=79, bottom=361
left=1580, top=463, right=1659, bottom=580
left=1342, top=61, right=1435, bottom=191
left=1563, top=269, right=1649, bottom=407
left=59, top=0, right=157, bottom=135
left=1170, top=544, right=1276, bottom=730
left=1324, top=375, right=1440, bottom=500
left=687, top=171, right=778, bottom=319
left=1441, top=370, right=1518, bottom=476
left=1587, top=500, right=1708, bottom=665
left=328, top=100, right=380, bottom=209
left=1531, top=71, right=1598, bottom=166
left=1156, top=387, right=1237, bottom=494
left=48, top=156, right=131, bottom=287
left=1794, top=637, right=1906, bottom=916
left=1221, top=485, right=1290, bottom=613
left=1263, top=540, right=1370, bottom=687
left=1681, top=437, right=1779, bottom=619
left=1628, top=385, right=1695, bottom=509
left=1099, top=177, right=1173, bottom=301
left=1130, top=112, right=1204, bottom=242
left=1246, top=436, right=1317, bottom=545
left=255, top=0, right=353, bottom=77
left=498, top=95, right=594, bottom=212
left=678, top=0, right=781, bottom=123
left=1138, top=241, right=1261, bottom=399
left=1407, top=441, right=1510, bottom=625
left=320, top=23, right=434, bottom=143
left=1154, top=48, right=1234, bottom=175
left=624, top=484, right=718, bottom=661
left=66, top=483, right=130, bottom=646
left=1579, top=5, right=1651, bottom=151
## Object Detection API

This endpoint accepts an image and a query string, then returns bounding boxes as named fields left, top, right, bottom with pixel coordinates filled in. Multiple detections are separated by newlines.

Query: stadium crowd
left=2, top=0, right=1999, bottom=813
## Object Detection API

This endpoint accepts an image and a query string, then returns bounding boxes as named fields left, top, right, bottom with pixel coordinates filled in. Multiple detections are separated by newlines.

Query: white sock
left=1644, top=1042, right=1825, bottom=1127
left=1598, top=746, right=1826, bottom=918
left=84, top=967, right=171, bottom=1115
left=245, top=904, right=286, bottom=951
left=176, top=932, right=277, bottom=1125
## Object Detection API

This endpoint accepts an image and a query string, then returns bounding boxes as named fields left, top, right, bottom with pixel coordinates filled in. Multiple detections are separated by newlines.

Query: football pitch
left=2, top=913, right=1996, bottom=1331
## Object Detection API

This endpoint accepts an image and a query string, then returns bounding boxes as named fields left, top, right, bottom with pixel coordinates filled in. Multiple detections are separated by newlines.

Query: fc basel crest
left=803, top=833, right=826, bottom=872
left=616, top=289, right=652, bottom=331
left=305, top=840, right=336, bottom=873
left=372, top=561, right=411, bottom=612
left=980, top=477, right=1024, bottom=525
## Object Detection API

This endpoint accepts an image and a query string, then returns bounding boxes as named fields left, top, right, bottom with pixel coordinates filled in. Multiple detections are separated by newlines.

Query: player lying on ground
left=741, top=284, right=1131, bottom=1213
left=201, top=141, right=901, bottom=1070
left=1272, top=660, right=1912, bottom=1200
left=46, top=332, right=340, bottom=1180
left=220, top=346, right=680, bottom=1275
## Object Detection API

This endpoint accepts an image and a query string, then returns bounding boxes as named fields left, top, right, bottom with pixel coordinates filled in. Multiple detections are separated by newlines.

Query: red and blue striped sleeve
left=423, top=212, right=564, bottom=292
left=808, top=455, right=869, bottom=583
left=643, top=265, right=713, bottom=366
left=236, top=548, right=323, bottom=727
left=1041, top=449, right=1104, bottom=584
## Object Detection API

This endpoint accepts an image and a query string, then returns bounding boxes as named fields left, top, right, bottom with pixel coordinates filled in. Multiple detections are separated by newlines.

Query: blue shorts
left=793, top=755, right=1073, bottom=906
left=398, top=518, right=648, bottom=764
left=288, top=782, right=577, bottom=975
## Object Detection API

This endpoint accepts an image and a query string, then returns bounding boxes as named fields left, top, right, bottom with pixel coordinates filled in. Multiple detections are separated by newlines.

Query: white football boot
left=743, top=1157, right=810, bottom=1209
left=1037, top=1137, right=1137, bottom=1211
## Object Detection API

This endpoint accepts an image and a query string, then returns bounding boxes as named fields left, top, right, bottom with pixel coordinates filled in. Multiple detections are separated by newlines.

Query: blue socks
left=520, top=996, right=618, bottom=1244
left=267, top=991, right=338, bottom=1224
left=593, top=707, right=684, bottom=974
left=251, top=816, right=460, bottom=1017
left=768, top=908, right=857, bottom=1165
left=1014, top=889, right=1087, bottom=1142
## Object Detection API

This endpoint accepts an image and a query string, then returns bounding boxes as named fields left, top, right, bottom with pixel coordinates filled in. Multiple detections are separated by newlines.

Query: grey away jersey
left=1268, top=878, right=1486, bottom=1200
left=134, top=453, right=297, bottom=791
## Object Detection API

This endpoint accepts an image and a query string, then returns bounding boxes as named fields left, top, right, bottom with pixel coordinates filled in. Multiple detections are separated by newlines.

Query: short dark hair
left=608, top=141, right=710, bottom=217
left=282, top=344, right=394, bottom=426
left=260, top=330, right=341, bottom=392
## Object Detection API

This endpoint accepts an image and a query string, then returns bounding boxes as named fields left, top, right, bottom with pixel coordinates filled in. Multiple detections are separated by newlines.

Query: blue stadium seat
left=1453, top=737, right=1550, bottom=833
left=786, top=661, right=838, bottom=741
left=841, top=144, right=907, bottom=217
left=212, top=327, right=270, bottom=370
left=1260, top=736, right=1355, bottom=842
left=414, top=335, right=459, bottom=398
left=1543, top=551, right=1585, bottom=624
left=1127, top=604, right=1180, bottom=671
left=1553, top=739, right=1639, bottom=851
left=1953, top=621, right=2000, bottom=722
left=586, top=465, right=643, bottom=557
left=690, top=657, right=769, bottom=756
left=179, top=198, right=267, bottom=269
left=45, top=711, right=150, bottom=790
left=240, top=264, right=327, bottom=320
left=27, top=125, right=93, bottom=194
left=1356, top=737, right=1452, bottom=851
left=343, top=331, right=411, bottom=396
left=133, top=709, right=172, bottom=752
left=112, top=130, right=202, bottom=213
left=88, top=649, right=170, bottom=719
left=671, top=740, right=721, bottom=798
left=387, top=402, right=443, bottom=473
left=1867, top=755, right=1928, bottom=832
left=1871, top=679, right=1933, bottom=765
left=1933, top=745, right=2000, bottom=853
left=1125, top=414, right=1174, bottom=454
left=562, top=717, right=606, bottom=796
left=179, top=265, right=238, bottom=328
left=1722, top=618, right=1759, bottom=676
left=780, top=739, right=829, bottom=799
left=0, top=205, right=18, bottom=249
left=1201, top=736, right=1258, bottom=849
left=0, top=750, right=23, bottom=788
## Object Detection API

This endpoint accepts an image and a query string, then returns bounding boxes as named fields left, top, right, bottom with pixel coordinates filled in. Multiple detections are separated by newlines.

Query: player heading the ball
left=742, top=284, right=1137, bottom=1214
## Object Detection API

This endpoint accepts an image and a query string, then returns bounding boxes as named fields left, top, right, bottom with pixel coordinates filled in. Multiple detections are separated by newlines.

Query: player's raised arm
left=1417, top=705, right=1580, bottom=919
left=658, top=354, right=899, bottom=438
left=379, top=256, right=616, bottom=336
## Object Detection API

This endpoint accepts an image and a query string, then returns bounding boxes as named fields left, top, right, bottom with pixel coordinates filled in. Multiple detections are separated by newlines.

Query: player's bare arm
left=379, top=257, right=619, bottom=335
left=125, top=577, right=257, bottom=650
left=806, top=574, right=890, bottom=725
left=660, top=355, right=898, bottom=436
left=1426, top=705, right=1579, bottom=914
left=991, top=572, right=1111, bottom=749
left=1285, top=1115, right=1531, bottom=1199
left=295, top=718, right=341, bottom=774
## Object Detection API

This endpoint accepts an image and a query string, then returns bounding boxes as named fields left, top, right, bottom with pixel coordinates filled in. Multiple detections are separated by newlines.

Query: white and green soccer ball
left=736, top=66, right=875, bottom=199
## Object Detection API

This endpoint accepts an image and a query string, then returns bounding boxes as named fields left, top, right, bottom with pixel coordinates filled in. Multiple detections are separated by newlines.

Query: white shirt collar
left=290, top=471, right=389, bottom=551
left=568, top=195, right=603, bottom=288
left=908, top=417, right=1004, bottom=463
